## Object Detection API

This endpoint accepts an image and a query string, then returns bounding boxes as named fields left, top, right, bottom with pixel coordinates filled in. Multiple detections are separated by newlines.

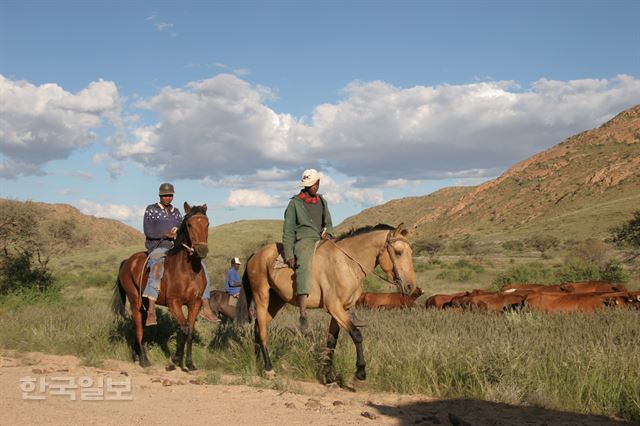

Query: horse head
left=376, top=223, right=417, bottom=295
left=180, top=202, right=210, bottom=258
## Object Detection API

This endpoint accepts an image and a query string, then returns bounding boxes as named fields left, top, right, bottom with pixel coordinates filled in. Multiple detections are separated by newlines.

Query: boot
left=146, top=298, right=158, bottom=326
left=297, top=294, right=308, bottom=331
left=199, top=299, right=219, bottom=322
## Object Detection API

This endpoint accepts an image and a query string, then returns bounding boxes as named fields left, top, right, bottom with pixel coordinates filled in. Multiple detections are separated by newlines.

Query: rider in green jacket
left=283, top=169, right=335, bottom=331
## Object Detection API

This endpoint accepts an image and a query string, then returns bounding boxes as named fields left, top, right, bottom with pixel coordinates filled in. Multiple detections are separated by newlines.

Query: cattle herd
left=356, top=281, right=640, bottom=312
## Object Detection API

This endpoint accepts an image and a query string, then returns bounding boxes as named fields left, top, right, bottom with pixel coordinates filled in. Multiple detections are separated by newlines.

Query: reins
left=137, top=211, right=207, bottom=305
left=325, top=230, right=408, bottom=293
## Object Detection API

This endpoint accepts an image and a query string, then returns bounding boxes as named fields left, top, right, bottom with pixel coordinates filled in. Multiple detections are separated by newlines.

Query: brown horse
left=209, top=290, right=238, bottom=322
left=236, top=223, right=416, bottom=384
left=111, top=203, right=209, bottom=370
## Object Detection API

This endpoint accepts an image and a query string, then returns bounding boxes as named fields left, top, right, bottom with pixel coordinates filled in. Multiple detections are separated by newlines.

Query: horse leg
left=168, top=300, right=188, bottom=369
left=132, top=301, right=151, bottom=368
left=253, top=286, right=280, bottom=378
left=327, top=305, right=366, bottom=381
left=323, top=318, right=340, bottom=384
left=184, top=299, right=201, bottom=371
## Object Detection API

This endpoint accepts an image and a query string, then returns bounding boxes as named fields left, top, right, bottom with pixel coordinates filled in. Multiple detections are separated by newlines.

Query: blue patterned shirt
left=143, top=203, right=182, bottom=251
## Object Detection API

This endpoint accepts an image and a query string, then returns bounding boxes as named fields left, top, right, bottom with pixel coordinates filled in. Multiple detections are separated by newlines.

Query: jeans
left=143, top=247, right=211, bottom=300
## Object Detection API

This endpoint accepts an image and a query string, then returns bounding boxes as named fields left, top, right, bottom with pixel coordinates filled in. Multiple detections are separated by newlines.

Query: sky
left=1, top=0, right=639, bottom=231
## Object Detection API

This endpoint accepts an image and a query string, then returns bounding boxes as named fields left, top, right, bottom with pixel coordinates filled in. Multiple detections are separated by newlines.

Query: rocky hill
left=339, top=104, right=640, bottom=243
left=0, top=199, right=143, bottom=254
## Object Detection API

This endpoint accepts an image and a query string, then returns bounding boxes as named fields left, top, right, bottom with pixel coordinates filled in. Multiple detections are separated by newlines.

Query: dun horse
left=236, top=223, right=416, bottom=384
left=209, top=290, right=238, bottom=322
left=112, top=203, right=209, bottom=370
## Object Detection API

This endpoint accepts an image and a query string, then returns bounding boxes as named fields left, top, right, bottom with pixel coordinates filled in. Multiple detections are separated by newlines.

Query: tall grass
left=1, top=287, right=638, bottom=421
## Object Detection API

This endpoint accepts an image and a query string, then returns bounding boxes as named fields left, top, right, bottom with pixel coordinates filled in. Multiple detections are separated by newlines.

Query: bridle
left=327, top=230, right=411, bottom=295
left=179, top=212, right=208, bottom=257
left=378, top=231, right=411, bottom=295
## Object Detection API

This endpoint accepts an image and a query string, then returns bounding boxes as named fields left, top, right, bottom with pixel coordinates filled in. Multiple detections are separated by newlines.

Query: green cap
left=159, top=183, right=175, bottom=196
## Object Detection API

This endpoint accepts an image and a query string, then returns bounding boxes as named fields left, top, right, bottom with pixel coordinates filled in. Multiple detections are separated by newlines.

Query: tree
left=414, top=238, right=445, bottom=259
left=611, top=210, right=640, bottom=260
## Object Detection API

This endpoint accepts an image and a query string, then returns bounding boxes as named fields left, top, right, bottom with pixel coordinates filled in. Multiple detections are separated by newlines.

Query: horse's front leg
left=324, top=317, right=340, bottom=384
left=348, top=324, right=366, bottom=381
left=133, top=299, right=151, bottom=367
left=184, top=299, right=202, bottom=371
left=167, top=299, right=188, bottom=369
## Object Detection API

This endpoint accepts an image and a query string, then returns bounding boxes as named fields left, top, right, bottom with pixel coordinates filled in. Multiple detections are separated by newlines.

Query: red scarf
left=298, top=192, right=319, bottom=204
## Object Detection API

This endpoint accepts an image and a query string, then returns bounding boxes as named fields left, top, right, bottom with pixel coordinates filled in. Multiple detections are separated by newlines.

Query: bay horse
left=235, top=223, right=416, bottom=384
left=111, top=202, right=209, bottom=370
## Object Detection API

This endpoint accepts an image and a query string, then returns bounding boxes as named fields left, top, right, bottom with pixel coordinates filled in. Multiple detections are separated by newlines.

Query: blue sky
left=1, top=0, right=639, bottom=230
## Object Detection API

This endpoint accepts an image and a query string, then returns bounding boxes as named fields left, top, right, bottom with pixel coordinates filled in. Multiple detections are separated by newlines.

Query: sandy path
left=0, top=351, right=630, bottom=425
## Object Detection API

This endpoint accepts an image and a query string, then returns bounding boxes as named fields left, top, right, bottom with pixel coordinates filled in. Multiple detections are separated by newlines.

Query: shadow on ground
left=367, top=398, right=634, bottom=425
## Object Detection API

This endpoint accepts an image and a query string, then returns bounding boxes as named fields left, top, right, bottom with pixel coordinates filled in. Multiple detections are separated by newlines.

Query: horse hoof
left=186, top=364, right=197, bottom=371
left=140, top=359, right=151, bottom=368
left=166, top=364, right=176, bottom=371
left=263, top=369, right=277, bottom=379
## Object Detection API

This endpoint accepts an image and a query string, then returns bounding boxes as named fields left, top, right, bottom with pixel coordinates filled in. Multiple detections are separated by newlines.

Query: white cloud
left=225, top=189, right=283, bottom=208
left=77, top=199, right=144, bottom=222
left=0, top=75, right=120, bottom=178
left=146, top=13, right=176, bottom=37
left=64, top=171, right=94, bottom=180
left=114, top=74, right=640, bottom=192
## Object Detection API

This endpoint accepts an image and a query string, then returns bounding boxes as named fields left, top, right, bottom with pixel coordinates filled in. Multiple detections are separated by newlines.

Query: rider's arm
left=282, top=200, right=297, bottom=262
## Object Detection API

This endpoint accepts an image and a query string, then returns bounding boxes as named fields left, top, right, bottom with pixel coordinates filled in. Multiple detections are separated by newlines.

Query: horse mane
left=168, top=205, right=208, bottom=255
left=335, top=223, right=395, bottom=242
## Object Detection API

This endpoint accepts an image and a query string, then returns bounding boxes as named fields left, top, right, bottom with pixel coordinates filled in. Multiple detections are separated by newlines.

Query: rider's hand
left=164, top=229, right=177, bottom=240
left=286, top=258, right=296, bottom=269
left=321, top=231, right=333, bottom=241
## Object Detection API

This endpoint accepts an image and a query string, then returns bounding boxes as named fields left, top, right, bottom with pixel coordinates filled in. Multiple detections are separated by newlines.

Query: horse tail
left=111, top=259, right=128, bottom=318
left=235, top=253, right=255, bottom=325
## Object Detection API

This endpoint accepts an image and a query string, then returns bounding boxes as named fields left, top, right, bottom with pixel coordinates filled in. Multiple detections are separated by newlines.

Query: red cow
left=525, top=291, right=635, bottom=312
left=559, top=281, right=627, bottom=293
left=356, top=287, right=424, bottom=310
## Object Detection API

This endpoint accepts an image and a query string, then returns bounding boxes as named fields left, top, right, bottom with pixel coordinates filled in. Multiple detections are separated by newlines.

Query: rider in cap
left=282, top=169, right=334, bottom=331
left=142, top=183, right=218, bottom=326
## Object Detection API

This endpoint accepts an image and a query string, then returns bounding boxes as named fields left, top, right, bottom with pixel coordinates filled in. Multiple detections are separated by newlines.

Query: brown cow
left=356, top=287, right=424, bottom=310
left=500, top=283, right=548, bottom=292
left=525, top=291, right=635, bottom=312
left=449, top=292, right=525, bottom=312
left=425, top=292, right=468, bottom=309
left=559, top=281, right=627, bottom=293
left=447, top=289, right=494, bottom=309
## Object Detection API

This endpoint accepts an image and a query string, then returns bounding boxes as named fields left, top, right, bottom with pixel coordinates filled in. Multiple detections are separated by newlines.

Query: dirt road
left=0, top=351, right=629, bottom=425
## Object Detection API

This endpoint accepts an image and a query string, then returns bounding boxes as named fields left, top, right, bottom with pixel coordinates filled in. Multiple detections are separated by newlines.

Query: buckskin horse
left=236, top=223, right=416, bottom=384
left=112, top=203, right=209, bottom=370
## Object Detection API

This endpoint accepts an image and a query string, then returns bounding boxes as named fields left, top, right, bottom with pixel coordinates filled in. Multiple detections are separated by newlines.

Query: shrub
left=527, top=234, right=560, bottom=255
left=413, top=238, right=445, bottom=258
left=0, top=250, right=54, bottom=295
left=572, top=238, right=609, bottom=266
left=492, top=262, right=554, bottom=289
left=502, top=239, right=525, bottom=252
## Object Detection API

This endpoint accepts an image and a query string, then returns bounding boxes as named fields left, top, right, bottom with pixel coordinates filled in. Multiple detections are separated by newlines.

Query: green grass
left=1, top=287, right=638, bottom=422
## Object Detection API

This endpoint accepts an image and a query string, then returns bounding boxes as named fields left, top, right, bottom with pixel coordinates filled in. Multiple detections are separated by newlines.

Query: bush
left=413, top=238, right=445, bottom=258
left=572, top=238, right=609, bottom=266
left=527, top=234, right=560, bottom=255
left=492, top=262, right=555, bottom=289
left=502, top=239, right=525, bottom=252
left=492, top=258, right=629, bottom=289
left=0, top=251, right=54, bottom=295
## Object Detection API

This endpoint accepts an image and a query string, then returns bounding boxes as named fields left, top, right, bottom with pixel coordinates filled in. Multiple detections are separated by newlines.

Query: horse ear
left=184, top=202, right=191, bottom=213
left=202, top=204, right=208, bottom=212
left=394, top=223, right=408, bottom=237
